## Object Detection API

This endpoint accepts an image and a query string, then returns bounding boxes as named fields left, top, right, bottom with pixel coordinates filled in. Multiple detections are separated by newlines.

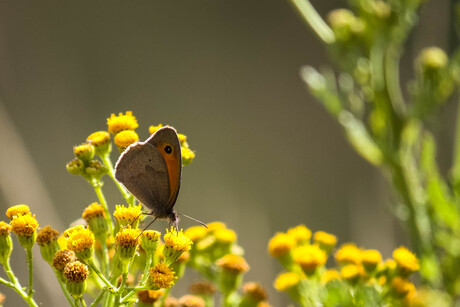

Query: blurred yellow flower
left=107, top=111, right=139, bottom=135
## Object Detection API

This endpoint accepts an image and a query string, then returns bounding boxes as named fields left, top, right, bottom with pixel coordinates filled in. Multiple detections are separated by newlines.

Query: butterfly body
left=114, top=127, right=182, bottom=226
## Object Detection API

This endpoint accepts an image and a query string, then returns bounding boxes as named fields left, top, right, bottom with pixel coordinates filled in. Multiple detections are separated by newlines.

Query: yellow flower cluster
left=269, top=224, right=422, bottom=306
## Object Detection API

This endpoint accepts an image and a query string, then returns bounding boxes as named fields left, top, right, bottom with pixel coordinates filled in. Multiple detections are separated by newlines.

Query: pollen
left=287, top=224, right=312, bottom=244
left=114, top=130, right=139, bottom=150
left=149, top=262, right=177, bottom=289
left=273, top=272, right=300, bottom=291
left=107, top=111, right=139, bottom=135
left=392, top=246, right=419, bottom=274
left=6, top=204, right=30, bottom=220
left=36, top=225, right=60, bottom=246
left=0, top=222, right=11, bottom=236
left=164, top=227, right=192, bottom=252
left=10, top=214, right=39, bottom=237
left=82, top=202, right=106, bottom=221
left=216, top=254, right=250, bottom=273
left=268, top=232, right=296, bottom=258
left=64, top=225, right=95, bottom=253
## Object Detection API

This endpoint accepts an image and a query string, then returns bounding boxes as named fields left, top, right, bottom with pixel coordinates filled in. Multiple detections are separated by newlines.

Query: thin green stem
left=26, top=247, right=34, bottom=296
left=289, top=0, right=335, bottom=44
left=101, top=153, right=134, bottom=205
left=140, top=252, right=154, bottom=286
left=73, top=298, right=80, bottom=307
left=100, top=240, right=110, bottom=277
left=158, top=288, right=172, bottom=307
left=80, top=297, right=87, bottom=307
left=90, top=288, right=108, bottom=307
left=53, top=268, right=77, bottom=307
left=451, top=99, right=460, bottom=189
left=0, top=260, right=39, bottom=307
left=85, top=258, right=114, bottom=289
left=91, top=179, right=114, bottom=235
left=385, top=46, right=406, bottom=116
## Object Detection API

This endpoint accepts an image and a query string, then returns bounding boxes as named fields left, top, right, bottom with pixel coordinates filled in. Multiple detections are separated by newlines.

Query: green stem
left=140, top=252, right=154, bottom=286
left=158, top=288, right=171, bottom=307
left=289, top=0, right=335, bottom=44
left=385, top=45, right=406, bottom=116
left=73, top=298, right=80, bottom=307
left=101, top=153, right=134, bottom=205
left=451, top=99, right=460, bottom=189
left=85, top=258, right=114, bottom=289
left=100, top=240, right=110, bottom=277
left=90, top=288, right=108, bottom=307
left=26, top=247, right=34, bottom=296
left=91, top=179, right=114, bottom=235
left=0, top=260, right=39, bottom=307
left=80, top=297, right=87, bottom=307
left=120, top=286, right=147, bottom=305
left=53, top=268, right=78, bottom=307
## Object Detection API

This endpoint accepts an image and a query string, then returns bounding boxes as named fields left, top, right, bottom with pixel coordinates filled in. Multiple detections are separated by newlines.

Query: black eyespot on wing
left=164, top=145, right=172, bottom=154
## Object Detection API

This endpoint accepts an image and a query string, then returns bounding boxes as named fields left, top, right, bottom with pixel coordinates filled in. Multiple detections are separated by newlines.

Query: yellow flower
left=273, top=272, right=300, bottom=291
left=64, top=225, right=95, bottom=260
left=313, top=231, right=337, bottom=252
left=113, top=204, right=143, bottom=227
left=391, top=277, right=416, bottom=298
left=293, top=244, right=327, bottom=275
left=184, top=226, right=208, bottom=242
left=178, top=295, right=205, bottom=307
left=178, top=133, right=187, bottom=145
left=206, top=222, right=227, bottom=232
left=0, top=222, right=11, bottom=236
left=107, top=111, right=139, bottom=135
left=87, top=131, right=111, bottom=146
left=335, top=243, right=362, bottom=265
left=392, top=246, right=419, bottom=275
left=214, top=228, right=237, bottom=244
left=53, top=250, right=78, bottom=271
left=137, top=290, right=164, bottom=305
left=115, top=227, right=140, bottom=260
left=287, top=225, right=311, bottom=245
left=181, top=147, right=196, bottom=165
left=148, top=262, right=177, bottom=289
left=63, top=260, right=89, bottom=298
left=268, top=232, right=296, bottom=258
left=10, top=214, right=39, bottom=237
left=82, top=202, right=105, bottom=221
left=6, top=204, right=31, bottom=220
left=36, top=225, right=60, bottom=263
left=149, top=124, right=164, bottom=134
left=216, top=254, right=250, bottom=273
left=140, top=230, right=161, bottom=253
left=66, top=158, right=85, bottom=175
left=361, top=249, right=382, bottom=272
left=114, top=130, right=139, bottom=151
left=73, top=143, right=95, bottom=163
left=340, top=264, right=363, bottom=284
left=0, top=221, right=12, bottom=263
left=163, top=227, right=193, bottom=265
left=321, top=269, right=340, bottom=284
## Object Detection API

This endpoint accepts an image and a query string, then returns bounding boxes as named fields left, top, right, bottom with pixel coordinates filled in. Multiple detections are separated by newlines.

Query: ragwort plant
left=0, top=111, right=270, bottom=307
left=290, top=0, right=460, bottom=302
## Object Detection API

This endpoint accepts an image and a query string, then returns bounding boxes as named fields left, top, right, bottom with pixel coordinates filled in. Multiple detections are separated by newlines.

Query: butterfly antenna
left=178, top=213, right=208, bottom=228
left=136, top=217, right=158, bottom=240
left=123, top=212, right=145, bottom=229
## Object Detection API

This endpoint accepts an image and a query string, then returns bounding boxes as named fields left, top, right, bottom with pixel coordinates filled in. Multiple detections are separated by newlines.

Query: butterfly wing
left=115, top=142, right=171, bottom=217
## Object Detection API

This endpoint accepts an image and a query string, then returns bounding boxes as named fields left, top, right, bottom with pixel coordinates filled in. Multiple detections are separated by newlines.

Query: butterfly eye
left=164, top=145, right=173, bottom=154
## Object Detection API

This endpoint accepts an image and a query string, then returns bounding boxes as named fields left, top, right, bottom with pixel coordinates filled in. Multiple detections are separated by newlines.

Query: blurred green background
left=0, top=0, right=452, bottom=305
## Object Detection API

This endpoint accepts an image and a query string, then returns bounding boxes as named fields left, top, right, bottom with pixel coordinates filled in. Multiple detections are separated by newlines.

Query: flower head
left=340, top=264, right=363, bottom=284
left=149, top=124, right=163, bottom=134
left=293, top=244, right=327, bottom=275
left=137, top=290, right=163, bottom=305
left=36, top=225, right=60, bottom=263
left=73, top=143, right=95, bottom=163
left=63, top=260, right=89, bottom=298
left=107, top=111, right=138, bottom=135
left=114, top=204, right=143, bottom=228
left=163, top=227, right=192, bottom=265
left=115, top=227, right=140, bottom=260
left=184, top=226, right=207, bottom=242
left=287, top=225, right=311, bottom=245
left=242, top=282, right=268, bottom=302
left=268, top=232, right=296, bottom=258
left=140, top=230, right=161, bottom=253
left=114, top=130, right=139, bottom=151
left=206, top=222, right=227, bottom=232
left=82, top=203, right=108, bottom=240
left=391, top=277, right=416, bottom=298
left=148, top=262, right=177, bottom=289
left=216, top=254, right=250, bottom=274
left=178, top=295, right=205, bottom=307
left=214, top=228, right=237, bottom=244
left=274, top=272, right=300, bottom=291
left=321, top=269, right=341, bottom=284
left=0, top=222, right=12, bottom=264
left=53, top=250, right=78, bottom=271
left=181, top=147, right=195, bottom=165
left=335, top=243, right=362, bottom=265
left=64, top=225, right=95, bottom=260
left=392, top=246, right=419, bottom=276
left=361, top=249, right=382, bottom=272
left=313, top=231, right=337, bottom=252
left=189, top=281, right=216, bottom=296
left=6, top=204, right=30, bottom=220
left=0, top=222, right=11, bottom=236
left=66, top=158, right=85, bottom=175
left=87, top=131, right=111, bottom=156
